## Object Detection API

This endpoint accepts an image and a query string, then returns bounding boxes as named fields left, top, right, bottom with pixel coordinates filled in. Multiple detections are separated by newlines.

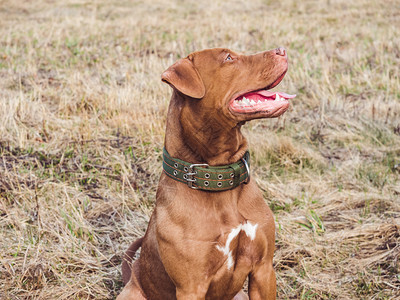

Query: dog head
left=162, top=47, right=295, bottom=124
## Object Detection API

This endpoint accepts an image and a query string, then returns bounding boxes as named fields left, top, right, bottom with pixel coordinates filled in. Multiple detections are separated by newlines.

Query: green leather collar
left=162, top=148, right=250, bottom=191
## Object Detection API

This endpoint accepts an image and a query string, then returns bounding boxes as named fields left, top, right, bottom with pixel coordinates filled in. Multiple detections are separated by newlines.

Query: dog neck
left=164, top=91, right=248, bottom=166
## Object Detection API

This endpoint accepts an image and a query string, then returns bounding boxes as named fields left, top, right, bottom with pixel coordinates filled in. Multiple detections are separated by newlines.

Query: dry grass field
left=0, top=0, right=399, bottom=299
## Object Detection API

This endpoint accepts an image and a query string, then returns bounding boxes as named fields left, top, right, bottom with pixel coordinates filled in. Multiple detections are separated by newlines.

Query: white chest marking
left=216, top=221, right=258, bottom=270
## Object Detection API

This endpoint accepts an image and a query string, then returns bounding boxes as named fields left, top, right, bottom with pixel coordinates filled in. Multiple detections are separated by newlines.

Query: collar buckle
left=241, top=156, right=250, bottom=184
left=185, top=163, right=209, bottom=189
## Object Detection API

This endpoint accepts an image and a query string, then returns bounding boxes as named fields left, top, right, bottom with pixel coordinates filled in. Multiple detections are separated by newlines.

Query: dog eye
left=225, top=54, right=233, bottom=61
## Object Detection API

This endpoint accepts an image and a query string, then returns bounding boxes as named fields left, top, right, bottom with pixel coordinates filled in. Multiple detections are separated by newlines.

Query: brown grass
left=0, top=0, right=399, bottom=299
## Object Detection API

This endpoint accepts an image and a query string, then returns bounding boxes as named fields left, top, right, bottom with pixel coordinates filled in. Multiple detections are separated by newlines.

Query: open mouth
left=230, top=90, right=296, bottom=114
left=229, top=72, right=296, bottom=117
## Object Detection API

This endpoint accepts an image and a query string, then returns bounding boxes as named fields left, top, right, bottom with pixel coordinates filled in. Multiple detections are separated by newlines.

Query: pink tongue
left=238, top=90, right=296, bottom=101
left=255, top=91, right=296, bottom=99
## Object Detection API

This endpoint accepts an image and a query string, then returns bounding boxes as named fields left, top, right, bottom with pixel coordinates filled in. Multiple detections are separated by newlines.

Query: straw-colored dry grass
left=0, top=0, right=399, bottom=299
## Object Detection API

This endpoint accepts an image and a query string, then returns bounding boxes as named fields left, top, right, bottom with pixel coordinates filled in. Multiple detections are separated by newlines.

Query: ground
left=0, top=0, right=399, bottom=299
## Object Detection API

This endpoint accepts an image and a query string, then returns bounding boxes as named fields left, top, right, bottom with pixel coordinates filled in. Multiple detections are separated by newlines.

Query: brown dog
left=117, top=47, right=295, bottom=300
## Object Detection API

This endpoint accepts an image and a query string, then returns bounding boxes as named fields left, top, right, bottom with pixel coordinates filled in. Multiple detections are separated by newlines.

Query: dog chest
left=215, top=221, right=260, bottom=271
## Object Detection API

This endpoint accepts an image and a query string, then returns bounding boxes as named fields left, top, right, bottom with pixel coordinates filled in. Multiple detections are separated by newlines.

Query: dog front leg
left=248, top=261, right=276, bottom=300
left=117, top=281, right=147, bottom=300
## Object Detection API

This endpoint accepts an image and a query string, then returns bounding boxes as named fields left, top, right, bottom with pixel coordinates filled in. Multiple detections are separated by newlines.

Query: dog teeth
left=250, top=100, right=256, bottom=105
left=242, top=97, right=250, bottom=105
left=275, top=94, right=286, bottom=101
left=235, top=100, right=244, bottom=106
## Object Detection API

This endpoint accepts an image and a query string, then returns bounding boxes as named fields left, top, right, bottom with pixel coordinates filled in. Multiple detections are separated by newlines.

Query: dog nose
left=275, top=47, right=286, bottom=57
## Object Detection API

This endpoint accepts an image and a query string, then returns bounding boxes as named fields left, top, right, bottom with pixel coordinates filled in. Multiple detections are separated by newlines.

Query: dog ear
left=161, top=58, right=205, bottom=99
